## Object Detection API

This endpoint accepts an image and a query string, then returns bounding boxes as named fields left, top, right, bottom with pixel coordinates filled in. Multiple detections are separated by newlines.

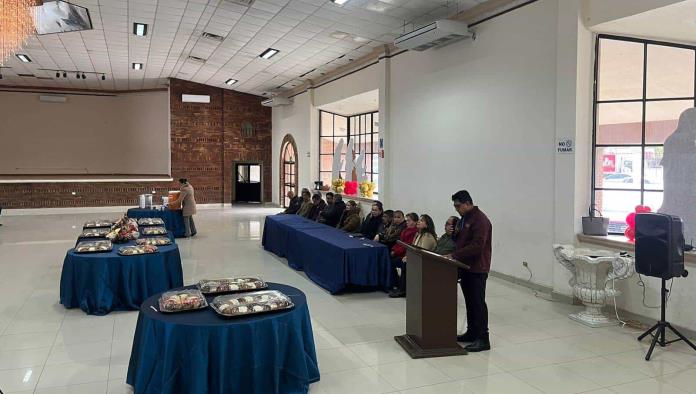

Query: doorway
left=235, top=163, right=262, bottom=203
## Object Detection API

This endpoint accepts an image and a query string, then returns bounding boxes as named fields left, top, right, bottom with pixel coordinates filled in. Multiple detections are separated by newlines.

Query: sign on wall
left=557, top=137, right=574, bottom=154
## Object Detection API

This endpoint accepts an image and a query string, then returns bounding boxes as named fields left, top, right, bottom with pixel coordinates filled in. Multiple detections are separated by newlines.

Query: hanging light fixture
left=0, top=0, right=36, bottom=66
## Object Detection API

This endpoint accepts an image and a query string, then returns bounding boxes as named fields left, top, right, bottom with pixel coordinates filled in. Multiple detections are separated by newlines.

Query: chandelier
left=0, top=0, right=36, bottom=66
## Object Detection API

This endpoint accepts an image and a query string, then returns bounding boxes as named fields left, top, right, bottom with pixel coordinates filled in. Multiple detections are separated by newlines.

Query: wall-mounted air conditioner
left=182, top=94, right=210, bottom=103
left=261, top=97, right=291, bottom=107
left=394, top=20, right=475, bottom=52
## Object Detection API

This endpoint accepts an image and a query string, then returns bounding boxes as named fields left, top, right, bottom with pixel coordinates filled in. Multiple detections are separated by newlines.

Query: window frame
left=319, top=109, right=379, bottom=193
left=591, top=34, right=696, bottom=233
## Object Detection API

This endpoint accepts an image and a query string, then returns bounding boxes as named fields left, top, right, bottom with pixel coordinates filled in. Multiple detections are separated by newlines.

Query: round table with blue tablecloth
left=126, top=283, right=320, bottom=394
left=60, top=240, right=183, bottom=315
left=126, top=208, right=186, bottom=238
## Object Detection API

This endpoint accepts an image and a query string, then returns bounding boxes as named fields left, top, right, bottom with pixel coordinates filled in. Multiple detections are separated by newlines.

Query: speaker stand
left=637, top=278, right=696, bottom=361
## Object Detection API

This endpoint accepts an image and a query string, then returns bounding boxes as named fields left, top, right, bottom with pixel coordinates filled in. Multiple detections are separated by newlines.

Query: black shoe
left=456, top=331, right=476, bottom=343
left=388, top=290, right=406, bottom=298
left=465, top=338, right=491, bottom=352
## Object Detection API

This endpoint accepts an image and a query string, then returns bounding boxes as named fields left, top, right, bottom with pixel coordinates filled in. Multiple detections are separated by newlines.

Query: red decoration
left=344, top=181, right=358, bottom=196
left=624, top=205, right=652, bottom=243
left=624, top=227, right=635, bottom=242
left=625, top=212, right=636, bottom=229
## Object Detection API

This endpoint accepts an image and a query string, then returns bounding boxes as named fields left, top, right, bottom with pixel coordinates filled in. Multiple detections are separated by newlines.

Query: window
left=280, top=135, right=298, bottom=207
left=319, top=110, right=379, bottom=193
left=592, top=35, right=695, bottom=233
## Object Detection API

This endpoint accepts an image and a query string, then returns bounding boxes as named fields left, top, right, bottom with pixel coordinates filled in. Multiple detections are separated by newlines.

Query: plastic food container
left=80, top=228, right=110, bottom=238
left=75, top=240, right=113, bottom=253
left=210, top=290, right=294, bottom=317
left=118, top=245, right=158, bottom=256
left=83, top=219, right=115, bottom=228
left=141, top=226, right=167, bottom=236
left=136, top=237, right=172, bottom=246
left=158, top=289, right=208, bottom=313
left=137, top=218, right=165, bottom=226
left=197, top=277, right=268, bottom=295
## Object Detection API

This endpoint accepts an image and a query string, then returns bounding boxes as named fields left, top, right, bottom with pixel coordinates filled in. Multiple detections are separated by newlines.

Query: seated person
left=388, top=212, right=419, bottom=297
left=282, top=191, right=302, bottom=214
left=376, top=210, right=406, bottom=249
left=306, top=193, right=327, bottom=221
left=359, top=201, right=384, bottom=240
left=338, top=200, right=361, bottom=233
left=434, top=216, right=459, bottom=255
left=374, top=209, right=394, bottom=242
left=390, top=214, right=437, bottom=298
left=295, top=189, right=313, bottom=217
left=319, top=193, right=345, bottom=227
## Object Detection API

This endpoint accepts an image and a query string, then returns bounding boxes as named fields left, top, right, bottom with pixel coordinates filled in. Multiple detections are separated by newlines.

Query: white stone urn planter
left=553, top=245, right=634, bottom=327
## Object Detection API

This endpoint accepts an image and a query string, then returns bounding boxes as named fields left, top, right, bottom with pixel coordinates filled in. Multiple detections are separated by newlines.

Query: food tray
left=75, top=240, right=113, bottom=254
left=210, top=290, right=294, bottom=317
left=198, top=277, right=268, bottom=295
left=118, top=245, right=158, bottom=256
left=158, top=289, right=208, bottom=313
left=80, top=228, right=110, bottom=238
left=83, top=219, right=115, bottom=228
left=141, top=226, right=167, bottom=236
left=136, top=237, right=172, bottom=246
left=137, top=217, right=165, bottom=226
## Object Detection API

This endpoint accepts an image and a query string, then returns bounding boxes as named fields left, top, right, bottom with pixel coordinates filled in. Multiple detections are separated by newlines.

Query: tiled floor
left=1, top=206, right=695, bottom=393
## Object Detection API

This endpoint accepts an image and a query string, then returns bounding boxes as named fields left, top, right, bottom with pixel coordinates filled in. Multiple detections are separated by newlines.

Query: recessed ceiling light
left=259, top=48, right=279, bottom=59
left=16, top=54, right=31, bottom=63
left=352, top=36, right=370, bottom=43
left=225, top=79, right=238, bottom=85
left=331, top=0, right=349, bottom=5
left=330, top=31, right=349, bottom=39
left=133, top=23, right=148, bottom=36
left=132, top=63, right=143, bottom=70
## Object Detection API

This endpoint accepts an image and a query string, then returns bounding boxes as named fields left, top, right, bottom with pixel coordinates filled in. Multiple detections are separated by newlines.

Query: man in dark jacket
left=359, top=201, right=384, bottom=240
left=446, top=190, right=492, bottom=353
left=307, top=193, right=327, bottom=221
left=319, top=193, right=345, bottom=227
left=377, top=210, right=406, bottom=249
left=282, top=191, right=302, bottom=214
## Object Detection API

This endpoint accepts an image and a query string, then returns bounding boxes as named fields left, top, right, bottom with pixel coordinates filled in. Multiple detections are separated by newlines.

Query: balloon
left=625, top=227, right=636, bottom=242
left=626, top=212, right=636, bottom=228
left=635, top=205, right=652, bottom=213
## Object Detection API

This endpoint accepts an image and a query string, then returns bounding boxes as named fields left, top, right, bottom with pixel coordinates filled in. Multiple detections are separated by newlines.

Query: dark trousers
left=390, top=257, right=405, bottom=290
left=459, top=271, right=489, bottom=339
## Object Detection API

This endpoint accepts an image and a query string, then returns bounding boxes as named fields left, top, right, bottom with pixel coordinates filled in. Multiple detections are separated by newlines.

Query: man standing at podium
left=448, top=190, right=492, bottom=352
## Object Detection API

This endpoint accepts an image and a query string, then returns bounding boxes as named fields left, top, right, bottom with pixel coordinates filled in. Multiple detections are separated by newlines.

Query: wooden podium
left=394, top=241, right=470, bottom=358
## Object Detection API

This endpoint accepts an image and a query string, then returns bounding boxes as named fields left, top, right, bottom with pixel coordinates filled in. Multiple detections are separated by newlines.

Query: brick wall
left=0, top=79, right=271, bottom=208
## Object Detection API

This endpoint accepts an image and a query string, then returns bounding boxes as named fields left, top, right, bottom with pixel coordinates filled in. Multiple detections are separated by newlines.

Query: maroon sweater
left=452, top=206, right=492, bottom=273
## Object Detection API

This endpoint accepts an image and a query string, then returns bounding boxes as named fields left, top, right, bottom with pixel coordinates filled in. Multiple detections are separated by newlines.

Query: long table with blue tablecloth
left=262, top=215, right=392, bottom=294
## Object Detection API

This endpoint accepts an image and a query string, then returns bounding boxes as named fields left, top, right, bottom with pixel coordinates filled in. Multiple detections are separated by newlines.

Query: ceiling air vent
left=226, top=0, right=255, bottom=6
left=202, top=32, right=224, bottom=42
left=187, top=55, right=207, bottom=64
left=17, top=73, right=35, bottom=77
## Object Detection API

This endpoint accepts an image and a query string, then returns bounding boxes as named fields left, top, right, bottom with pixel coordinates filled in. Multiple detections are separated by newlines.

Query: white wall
left=387, top=0, right=559, bottom=286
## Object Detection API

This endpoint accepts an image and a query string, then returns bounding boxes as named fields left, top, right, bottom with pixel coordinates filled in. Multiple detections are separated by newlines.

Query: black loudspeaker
left=635, top=213, right=685, bottom=279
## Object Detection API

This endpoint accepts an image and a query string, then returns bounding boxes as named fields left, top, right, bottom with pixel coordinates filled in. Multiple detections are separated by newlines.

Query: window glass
left=647, top=44, right=695, bottom=99
left=598, top=39, right=644, bottom=101
left=596, top=102, right=643, bottom=145
left=645, top=100, right=694, bottom=144
left=595, top=147, right=643, bottom=190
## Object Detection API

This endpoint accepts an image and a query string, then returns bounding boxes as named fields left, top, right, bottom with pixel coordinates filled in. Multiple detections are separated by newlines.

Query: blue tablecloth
left=126, top=283, right=320, bottom=394
left=262, top=215, right=392, bottom=294
left=127, top=208, right=186, bottom=238
left=60, top=240, right=183, bottom=315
